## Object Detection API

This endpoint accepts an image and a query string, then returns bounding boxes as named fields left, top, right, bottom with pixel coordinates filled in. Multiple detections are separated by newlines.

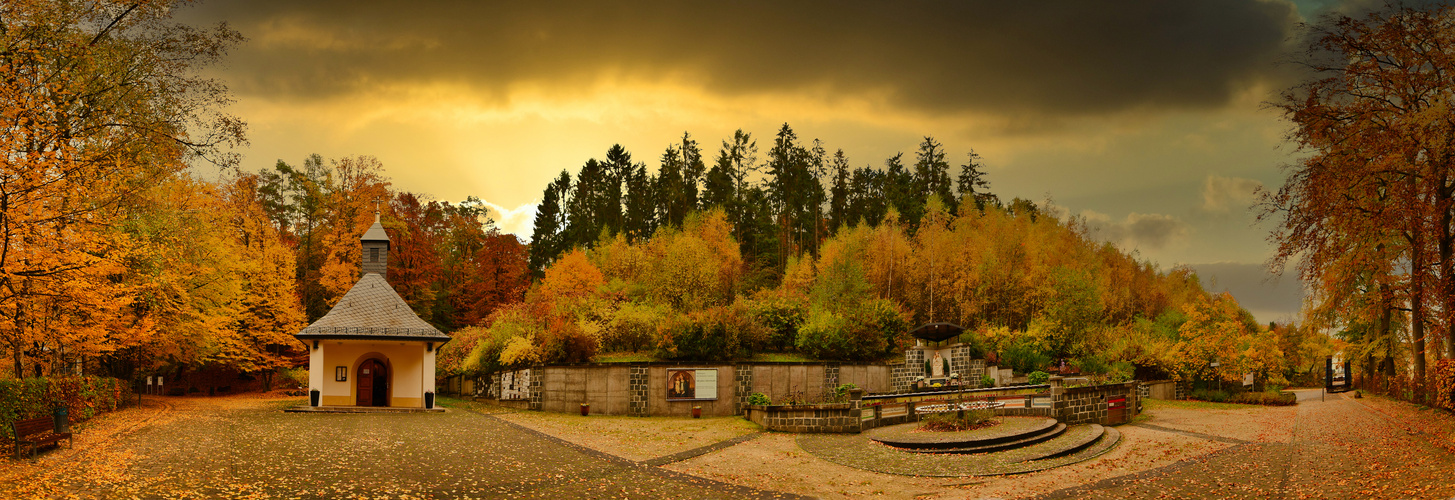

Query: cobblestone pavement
left=1033, top=390, right=1455, bottom=499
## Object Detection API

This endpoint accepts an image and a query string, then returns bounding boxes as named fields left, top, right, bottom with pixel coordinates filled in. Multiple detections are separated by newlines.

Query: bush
left=1434, top=359, right=1455, bottom=411
left=1231, top=390, right=1297, bottom=406
left=656, top=304, right=765, bottom=361
left=981, top=375, right=996, bottom=388
left=279, top=367, right=308, bottom=389
left=747, top=392, right=771, bottom=406
left=0, top=376, right=130, bottom=437
left=1189, top=388, right=1231, bottom=403
left=748, top=292, right=808, bottom=352
left=1027, top=371, right=1050, bottom=385
left=1001, top=341, right=1052, bottom=374
left=920, top=408, right=996, bottom=432
left=602, top=302, right=668, bottom=353
left=795, top=299, right=909, bottom=361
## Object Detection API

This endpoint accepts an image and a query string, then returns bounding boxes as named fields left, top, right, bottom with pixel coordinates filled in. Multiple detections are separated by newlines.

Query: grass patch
left=1143, top=398, right=1257, bottom=411
left=593, top=351, right=658, bottom=363
left=745, top=352, right=817, bottom=362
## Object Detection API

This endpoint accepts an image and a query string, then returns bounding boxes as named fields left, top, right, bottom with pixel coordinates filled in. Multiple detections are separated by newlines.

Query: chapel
left=296, top=214, right=450, bottom=408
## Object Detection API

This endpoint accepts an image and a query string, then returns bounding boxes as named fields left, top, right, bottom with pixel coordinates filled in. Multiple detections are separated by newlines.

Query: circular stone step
left=797, top=423, right=1123, bottom=477
left=868, top=417, right=1058, bottom=450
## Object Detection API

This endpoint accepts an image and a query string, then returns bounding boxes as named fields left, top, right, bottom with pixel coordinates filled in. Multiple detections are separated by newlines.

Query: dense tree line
left=528, top=125, right=996, bottom=288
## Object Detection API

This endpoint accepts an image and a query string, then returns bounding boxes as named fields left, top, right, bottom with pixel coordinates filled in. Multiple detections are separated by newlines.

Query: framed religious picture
left=666, top=369, right=717, bottom=401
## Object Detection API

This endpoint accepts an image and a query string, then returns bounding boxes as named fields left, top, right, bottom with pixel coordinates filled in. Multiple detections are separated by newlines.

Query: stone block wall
left=734, top=364, right=753, bottom=414
left=890, top=365, right=917, bottom=392
left=528, top=369, right=542, bottom=411
left=745, top=390, right=864, bottom=433
left=1054, top=382, right=1138, bottom=424
left=949, top=345, right=971, bottom=379
left=629, top=366, right=650, bottom=416
left=823, top=364, right=841, bottom=397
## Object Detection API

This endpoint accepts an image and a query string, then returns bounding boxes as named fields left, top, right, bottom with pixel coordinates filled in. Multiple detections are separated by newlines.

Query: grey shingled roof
left=361, top=218, right=389, bottom=242
left=296, top=273, right=449, bottom=341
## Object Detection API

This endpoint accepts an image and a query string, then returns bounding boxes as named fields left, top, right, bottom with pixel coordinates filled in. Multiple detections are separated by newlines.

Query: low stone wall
left=860, top=385, right=1052, bottom=430
left=1053, top=381, right=1139, bottom=425
left=746, top=390, right=864, bottom=433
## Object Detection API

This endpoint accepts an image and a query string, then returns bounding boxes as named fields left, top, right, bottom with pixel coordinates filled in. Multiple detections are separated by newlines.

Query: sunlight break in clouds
left=479, top=199, right=537, bottom=239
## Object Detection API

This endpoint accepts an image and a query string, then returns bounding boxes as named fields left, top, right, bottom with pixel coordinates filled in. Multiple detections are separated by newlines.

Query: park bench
left=11, top=416, right=72, bottom=459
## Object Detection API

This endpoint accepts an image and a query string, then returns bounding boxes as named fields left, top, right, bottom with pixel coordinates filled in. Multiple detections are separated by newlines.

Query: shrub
left=0, top=376, right=130, bottom=437
left=1189, top=388, right=1231, bottom=403
left=656, top=304, right=764, bottom=361
left=1434, top=359, right=1455, bottom=411
left=279, top=367, right=309, bottom=389
left=920, top=408, right=996, bottom=432
left=748, top=292, right=808, bottom=351
left=1027, top=371, right=1050, bottom=385
left=795, top=298, right=909, bottom=361
left=602, top=302, right=668, bottom=353
left=981, top=375, right=996, bottom=388
left=747, top=392, right=771, bottom=406
left=1001, top=341, right=1052, bottom=374
left=1231, top=390, right=1297, bottom=406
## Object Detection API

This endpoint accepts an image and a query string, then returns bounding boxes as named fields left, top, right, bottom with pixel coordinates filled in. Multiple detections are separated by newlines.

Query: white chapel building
left=297, top=215, right=450, bottom=408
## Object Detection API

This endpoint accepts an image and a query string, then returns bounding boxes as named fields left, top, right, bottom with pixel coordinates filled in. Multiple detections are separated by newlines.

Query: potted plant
left=692, top=406, right=702, bottom=418
left=309, top=389, right=320, bottom=407
left=580, top=403, right=590, bottom=416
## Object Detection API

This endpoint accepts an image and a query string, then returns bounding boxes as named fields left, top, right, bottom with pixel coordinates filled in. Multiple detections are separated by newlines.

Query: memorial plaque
left=667, top=369, right=718, bottom=401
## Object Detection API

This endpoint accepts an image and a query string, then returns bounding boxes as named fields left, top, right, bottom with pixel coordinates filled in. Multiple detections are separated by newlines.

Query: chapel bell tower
left=361, top=212, right=390, bottom=278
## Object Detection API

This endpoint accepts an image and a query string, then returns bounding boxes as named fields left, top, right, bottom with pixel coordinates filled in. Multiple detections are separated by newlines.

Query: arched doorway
left=356, top=358, right=389, bottom=407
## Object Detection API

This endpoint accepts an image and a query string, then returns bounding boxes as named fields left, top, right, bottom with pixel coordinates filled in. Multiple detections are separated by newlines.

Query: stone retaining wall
left=745, top=390, right=864, bottom=433
left=491, top=362, right=889, bottom=417
left=1053, top=381, right=1138, bottom=424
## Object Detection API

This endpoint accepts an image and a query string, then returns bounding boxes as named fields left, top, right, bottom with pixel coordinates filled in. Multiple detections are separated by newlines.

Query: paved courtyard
left=2, top=389, right=1452, bottom=499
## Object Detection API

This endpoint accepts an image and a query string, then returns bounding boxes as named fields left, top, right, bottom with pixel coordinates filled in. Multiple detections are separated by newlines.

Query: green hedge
left=1, top=376, right=131, bottom=436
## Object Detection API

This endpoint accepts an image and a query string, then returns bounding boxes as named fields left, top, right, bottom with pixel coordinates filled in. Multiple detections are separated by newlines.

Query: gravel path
left=2, top=396, right=803, bottom=499
left=1034, top=390, right=1455, bottom=499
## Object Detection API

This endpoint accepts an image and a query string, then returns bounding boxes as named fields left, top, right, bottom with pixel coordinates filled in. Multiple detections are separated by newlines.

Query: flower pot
left=425, top=392, right=435, bottom=409
left=309, top=389, right=320, bottom=407
left=580, top=403, right=590, bottom=416
left=692, top=406, right=702, bottom=418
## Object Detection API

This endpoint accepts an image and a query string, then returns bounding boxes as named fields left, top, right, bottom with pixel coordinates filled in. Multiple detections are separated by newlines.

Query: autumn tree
left=1266, top=4, right=1455, bottom=391
left=0, top=0, right=244, bottom=377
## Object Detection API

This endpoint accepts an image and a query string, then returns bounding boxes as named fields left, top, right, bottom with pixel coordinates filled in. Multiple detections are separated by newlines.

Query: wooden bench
left=12, top=417, right=72, bottom=459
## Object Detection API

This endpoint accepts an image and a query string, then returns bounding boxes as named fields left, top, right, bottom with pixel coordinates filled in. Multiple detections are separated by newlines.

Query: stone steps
left=870, top=417, right=1058, bottom=450
left=908, top=423, right=1067, bottom=454
left=1018, top=424, right=1104, bottom=462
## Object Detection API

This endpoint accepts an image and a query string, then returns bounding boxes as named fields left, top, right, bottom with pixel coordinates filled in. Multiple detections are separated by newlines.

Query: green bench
left=12, top=416, right=72, bottom=459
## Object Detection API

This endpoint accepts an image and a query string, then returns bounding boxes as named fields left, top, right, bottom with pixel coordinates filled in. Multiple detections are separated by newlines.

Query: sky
left=174, top=0, right=1395, bottom=324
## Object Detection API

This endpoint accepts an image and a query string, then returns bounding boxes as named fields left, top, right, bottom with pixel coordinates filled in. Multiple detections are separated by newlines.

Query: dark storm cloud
left=182, top=1, right=1298, bottom=117
left=1192, top=262, right=1304, bottom=322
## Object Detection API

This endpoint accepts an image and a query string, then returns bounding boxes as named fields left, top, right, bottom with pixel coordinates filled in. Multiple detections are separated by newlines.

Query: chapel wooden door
left=357, top=359, right=386, bottom=406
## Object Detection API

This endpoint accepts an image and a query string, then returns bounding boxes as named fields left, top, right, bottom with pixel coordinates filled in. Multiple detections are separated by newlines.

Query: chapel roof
left=295, top=273, right=449, bottom=342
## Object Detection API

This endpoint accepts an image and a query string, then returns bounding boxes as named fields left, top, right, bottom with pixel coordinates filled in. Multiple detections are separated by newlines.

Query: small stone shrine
left=891, top=322, right=987, bottom=391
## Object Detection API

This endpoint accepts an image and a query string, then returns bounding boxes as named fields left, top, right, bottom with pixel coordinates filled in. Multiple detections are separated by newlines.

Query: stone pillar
left=734, top=364, right=753, bottom=415
left=630, top=366, right=650, bottom=417
left=849, top=388, right=864, bottom=433
left=823, top=363, right=841, bottom=399
left=528, top=367, right=543, bottom=411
